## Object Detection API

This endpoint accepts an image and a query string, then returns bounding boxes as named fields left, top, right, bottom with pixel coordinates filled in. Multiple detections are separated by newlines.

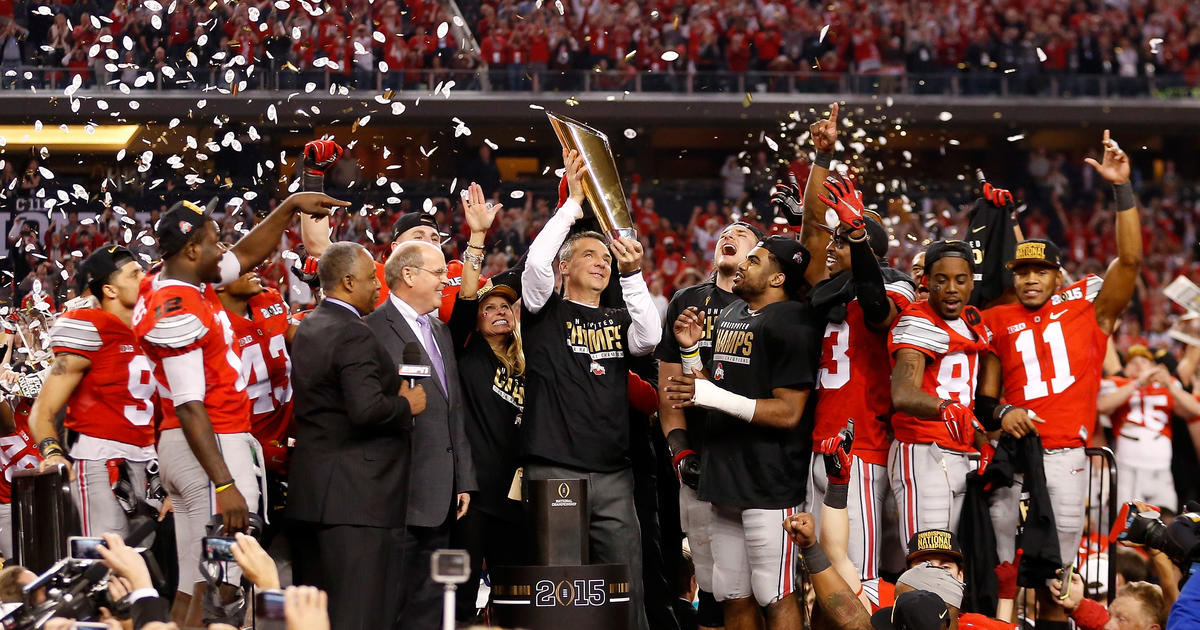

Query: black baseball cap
left=906, top=530, right=964, bottom=565
left=756, top=235, right=810, bottom=296
left=820, top=215, right=890, bottom=258
left=157, top=197, right=218, bottom=258
left=390, top=212, right=441, bottom=242
left=870, top=590, right=951, bottom=630
left=923, top=240, right=975, bottom=274
left=1006, top=238, right=1062, bottom=270
left=77, top=244, right=137, bottom=297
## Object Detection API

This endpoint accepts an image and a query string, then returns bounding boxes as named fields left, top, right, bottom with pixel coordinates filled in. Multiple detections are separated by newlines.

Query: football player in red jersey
left=133, top=192, right=345, bottom=626
left=979, top=129, right=1147, bottom=624
left=1098, top=347, right=1200, bottom=509
left=977, top=130, right=1143, bottom=625
left=29, top=246, right=159, bottom=540
left=0, top=398, right=41, bottom=559
left=296, top=139, right=464, bottom=321
left=888, top=240, right=991, bottom=545
left=788, top=104, right=917, bottom=607
left=216, top=262, right=296, bottom=528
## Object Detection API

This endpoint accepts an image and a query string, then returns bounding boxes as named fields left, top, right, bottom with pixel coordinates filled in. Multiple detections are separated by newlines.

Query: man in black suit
left=366, top=240, right=476, bottom=630
left=288, top=241, right=427, bottom=630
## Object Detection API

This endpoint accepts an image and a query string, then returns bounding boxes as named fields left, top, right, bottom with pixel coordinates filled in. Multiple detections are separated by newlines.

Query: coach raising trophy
left=520, top=148, right=661, bottom=630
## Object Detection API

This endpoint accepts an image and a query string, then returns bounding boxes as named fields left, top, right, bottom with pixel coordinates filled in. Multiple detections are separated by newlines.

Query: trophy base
left=609, top=228, right=638, bottom=241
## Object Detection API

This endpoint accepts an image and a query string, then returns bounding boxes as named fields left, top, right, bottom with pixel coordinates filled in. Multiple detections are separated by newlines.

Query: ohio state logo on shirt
left=589, top=361, right=606, bottom=376
left=714, top=363, right=725, bottom=381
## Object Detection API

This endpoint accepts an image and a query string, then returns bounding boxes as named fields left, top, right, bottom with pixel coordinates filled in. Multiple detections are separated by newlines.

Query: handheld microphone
left=399, top=342, right=431, bottom=387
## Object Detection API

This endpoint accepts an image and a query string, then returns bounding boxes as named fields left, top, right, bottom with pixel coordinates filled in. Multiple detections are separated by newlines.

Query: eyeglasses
left=407, top=266, right=449, bottom=278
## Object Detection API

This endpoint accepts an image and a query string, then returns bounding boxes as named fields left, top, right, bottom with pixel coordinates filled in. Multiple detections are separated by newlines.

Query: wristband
left=681, top=353, right=703, bottom=375
left=671, top=449, right=696, bottom=470
left=938, top=399, right=953, bottom=412
left=800, top=543, right=832, bottom=574
left=214, top=481, right=236, bottom=493
left=620, top=269, right=642, bottom=278
left=38, top=437, right=63, bottom=457
left=679, top=343, right=700, bottom=357
left=1113, top=182, right=1135, bottom=211
left=692, top=378, right=756, bottom=422
left=813, top=152, right=834, bottom=169
left=466, top=243, right=485, bottom=250
left=995, top=404, right=1017, bottom=421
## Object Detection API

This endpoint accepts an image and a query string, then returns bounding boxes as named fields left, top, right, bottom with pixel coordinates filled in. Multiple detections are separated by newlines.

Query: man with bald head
left=367, top=240, right=476, bottom=630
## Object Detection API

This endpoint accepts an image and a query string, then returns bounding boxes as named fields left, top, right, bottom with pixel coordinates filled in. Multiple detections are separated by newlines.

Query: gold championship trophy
left=547, top=112, right=637, bottom=240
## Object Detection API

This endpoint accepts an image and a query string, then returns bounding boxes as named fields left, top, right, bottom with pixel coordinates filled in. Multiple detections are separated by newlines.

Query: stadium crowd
left=0, top=0, right=1198, bottom=92
left=0, top=106, right=1197, bottom=630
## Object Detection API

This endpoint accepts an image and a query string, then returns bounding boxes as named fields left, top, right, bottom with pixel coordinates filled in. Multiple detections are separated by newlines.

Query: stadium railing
left=2, top=66, right=1196, bottom=99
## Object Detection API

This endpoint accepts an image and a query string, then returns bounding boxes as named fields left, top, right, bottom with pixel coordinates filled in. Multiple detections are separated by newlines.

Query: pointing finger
left=829, top=102, right=838, bottom=121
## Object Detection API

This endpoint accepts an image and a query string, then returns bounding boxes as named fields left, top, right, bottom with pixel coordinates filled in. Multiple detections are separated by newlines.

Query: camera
left=67, top=537, right=106, bottom=561
left=202, top=537, right=237, bottom=562
left=0, top=559, right=123, bottom=630
left=1116, top=504, right=1200, bottom=572
left=431, top=550, right=470, bottom=585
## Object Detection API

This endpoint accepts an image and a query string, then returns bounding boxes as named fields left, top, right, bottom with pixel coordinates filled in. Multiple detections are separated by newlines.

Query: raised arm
left=458, top=182, right=502, bottom=300
left=799, top=102, right=839, bottom=287
left=784, top=512, right=873, bottom=630
left=1097, top=377, right=1144, bottom=416
left=1085, top=130, right=1142, bottom=335
left=521, top=149, right=585, bottom=314
left=817, top=175, right=900, bottom=329
left=296, top=139, right=345, bottom=258
left=232, top=192, right=348, bottom=279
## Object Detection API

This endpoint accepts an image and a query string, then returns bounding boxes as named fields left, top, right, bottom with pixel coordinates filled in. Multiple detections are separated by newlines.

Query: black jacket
left=981, top=434, right=1063, bottom=586
left=966, top=198, right=1017, bottom=308
left=287, top=300, right=414, bottom=528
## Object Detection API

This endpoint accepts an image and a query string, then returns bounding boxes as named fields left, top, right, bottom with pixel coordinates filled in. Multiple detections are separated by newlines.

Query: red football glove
left=816, top=176, right=866, bottom=232
left=940, top=400, right=982, bottom=446
left=818, top=419, right=855, bottom=485
left=995, top=550, right=1022, bottom=600
left=302, top=139, right=344, bottom=191
left=977, top=442, right=995, bottom=477
left=983, top=182, right=1014, bottom=209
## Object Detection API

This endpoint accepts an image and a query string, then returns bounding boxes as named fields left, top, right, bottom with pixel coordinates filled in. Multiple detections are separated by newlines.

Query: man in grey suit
left=366, top=239, right=477, bottom=630
left=288, top=242, right=427, bottom=630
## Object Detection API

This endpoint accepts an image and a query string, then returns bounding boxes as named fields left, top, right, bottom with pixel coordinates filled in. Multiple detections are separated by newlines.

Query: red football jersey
left=49, top=309, right=156, bottom=447
left=814, top=281, right=917, bottom=465
left=0, top=401, right=41, bottom=504
left=226, top=289, right=293, bottom=448
left=888, top=300, right=991, bottom=451
left=1102, top=376, right=1175, bottom=471
left=983, top=276, right=1106, bottom=449
left=372, top=258, right=463, bottom=322
left=133, top=273, right=251, bottom=434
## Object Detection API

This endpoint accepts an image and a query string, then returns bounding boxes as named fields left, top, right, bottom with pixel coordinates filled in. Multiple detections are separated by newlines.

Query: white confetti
left=437, top=21, right=448, bottom=38
left=819, top=24, right=830, bottom=43
left=1149, top=38, right=1163, bottom=54
left=267, top=104, right=277, bottom=123
left=423, top=198, right=434, bottom=213
left=357, top=115, right=371, bottom=127
left=764, top=136, right=778, bottom=152
left=661, top=50, right=679, bottom=62
left=391, top=102, right=406, bottom=115
left=510, top=190, right=525, bottom=199
left=373, top=31, right=385, bottom=44
left=484, top=138, right=498, bottom=150
left=937, top=111, right=953, bottom=122
left=623, top=128, right=636, bottom=139
left=554, top=0, right=564, bottom=14
left=1036, top=47, right=1047, bottom=63
left=1007, top=133, right=1025, bottom=142
left=150, top=14, right=161, bottom=29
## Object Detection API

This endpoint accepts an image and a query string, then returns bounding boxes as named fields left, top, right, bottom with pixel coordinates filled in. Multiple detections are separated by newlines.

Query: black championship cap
left=157, top=197, right=218, bottom=258
left=906, top=529, right=965, bottom=565
left=757, top=235, right=810, bottom=296
left=1007, top=238, right=1063, bottom=270
left=391, top=212, right=441, bottom=242
left=820, top=214, right=889, bottom=258
left=870, top=590, right=951, bottom=630
left=77, top=244, right=136, bottom=297
left=923, top=239, right=976, bottom=274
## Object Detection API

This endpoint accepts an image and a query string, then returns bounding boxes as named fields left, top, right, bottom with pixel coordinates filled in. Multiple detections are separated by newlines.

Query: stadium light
left=0, top=124, right=140, bottom=151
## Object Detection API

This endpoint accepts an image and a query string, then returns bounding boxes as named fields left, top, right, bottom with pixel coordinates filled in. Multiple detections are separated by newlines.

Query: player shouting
left=30, top=246, right=159, bottom=539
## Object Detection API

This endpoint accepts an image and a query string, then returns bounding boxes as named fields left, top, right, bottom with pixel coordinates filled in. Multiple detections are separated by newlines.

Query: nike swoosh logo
left=972, top=225, right=986, bottom=233
left=1050, top=310, right=1067, bottom=320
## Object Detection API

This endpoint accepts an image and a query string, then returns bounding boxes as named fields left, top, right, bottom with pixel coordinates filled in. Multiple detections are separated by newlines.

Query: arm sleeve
left=48, top=315, right=101, bottom=358
left=216, top=250, right=242, bottom=288
left=521, top=199, right=581, bottom=313
left=848, top=239, right=889, bottom=325
left=338, top=328, right=411, bottom=429
left=1069, top=597, right=1110, bottom=630
left=447, top=296, right=476, bottom=350
left=161, top=349, right=206, bottom=406
left=620, top=272, right=662, bottom=356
